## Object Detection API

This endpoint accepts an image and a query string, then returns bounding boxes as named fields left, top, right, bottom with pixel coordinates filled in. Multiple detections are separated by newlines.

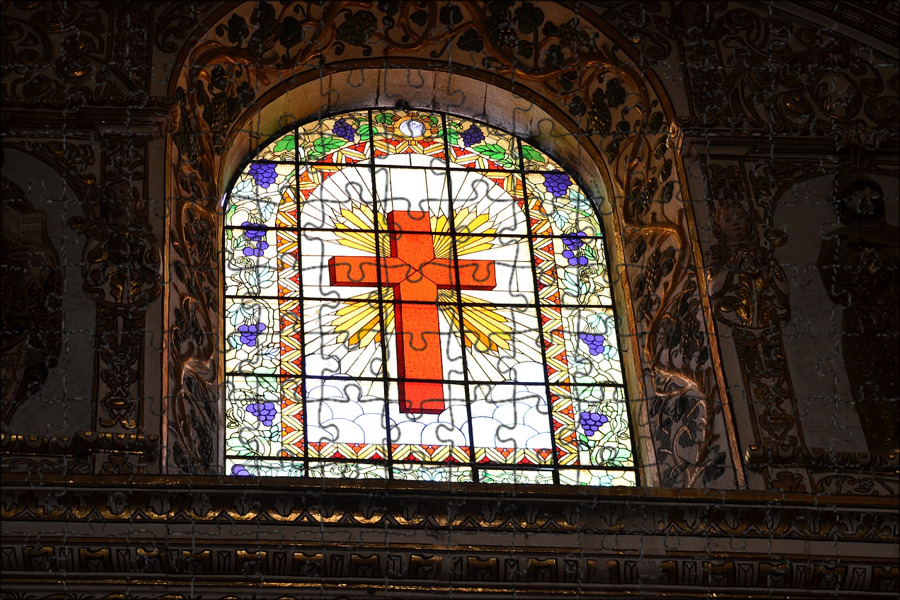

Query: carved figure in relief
left=0, top=179, right=63, bottom=426
left=707, top=198, right=800, bottom=459
left=81, top=180, right=160, bottom=307
left=71, top=180, right=161, bottom=429
left=708, top=202, right=790, bottom=330
left=817, top=177, right=899, bottom=454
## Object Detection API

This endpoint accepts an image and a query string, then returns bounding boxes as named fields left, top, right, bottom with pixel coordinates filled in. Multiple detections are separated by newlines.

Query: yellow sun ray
left=437, top=291, right=512, bottom=353
left=333, top=202, right=389, bottom=255
left=429, top=213, right=453, bottom=259
left=455, top=236, right=495, bottom=256
left=430, top=212, right=450, bottom=234
left=431, top=208, right=497, bottom=258
left=331, top=290, right=394, bottom=347
left=454, top=208, right=495, bottom=236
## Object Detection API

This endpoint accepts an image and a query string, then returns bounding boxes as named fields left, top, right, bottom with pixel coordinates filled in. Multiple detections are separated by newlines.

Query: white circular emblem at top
left=398, top=118, right=426, bottom=138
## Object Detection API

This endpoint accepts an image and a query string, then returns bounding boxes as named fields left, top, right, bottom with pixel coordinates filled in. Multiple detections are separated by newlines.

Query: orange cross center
left=328, top=210, right=497, bottom=414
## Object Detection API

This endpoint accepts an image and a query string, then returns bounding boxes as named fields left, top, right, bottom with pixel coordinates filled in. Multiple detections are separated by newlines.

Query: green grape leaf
left=312, top=136, right=345, bottom=153
left=578, top=433, right=591, bottom=450
left=472, top=143, right=507, bottom=159
left=521, top=145, right=545, bottom=162
left=272, top=135, right=296, bottom=153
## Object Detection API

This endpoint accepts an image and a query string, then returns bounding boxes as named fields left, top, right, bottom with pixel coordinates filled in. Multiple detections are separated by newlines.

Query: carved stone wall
left=162, top=0, right=742, bottom=490
left=1, top=1, right=898, bottom=598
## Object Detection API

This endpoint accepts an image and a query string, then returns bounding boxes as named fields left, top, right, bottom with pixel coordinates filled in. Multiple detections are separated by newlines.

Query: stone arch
left=164, top=1, right=742, bottom=488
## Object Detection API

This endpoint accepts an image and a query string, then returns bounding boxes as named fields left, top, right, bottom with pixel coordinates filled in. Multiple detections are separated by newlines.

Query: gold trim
left=1, top=575, right=895, bottom=599
left=0, top=432, right=160, bottom=456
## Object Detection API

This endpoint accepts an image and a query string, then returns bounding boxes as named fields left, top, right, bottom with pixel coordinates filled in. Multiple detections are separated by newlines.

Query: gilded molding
left=1, top=476, right=897, bottom=542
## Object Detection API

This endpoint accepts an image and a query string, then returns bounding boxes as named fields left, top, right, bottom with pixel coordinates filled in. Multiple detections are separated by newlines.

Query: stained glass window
left=223, top=109, right=637, bottom=486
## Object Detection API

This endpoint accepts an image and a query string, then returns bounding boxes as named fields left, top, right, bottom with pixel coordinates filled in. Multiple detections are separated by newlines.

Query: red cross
left=328, top=210, right=496, bottom=414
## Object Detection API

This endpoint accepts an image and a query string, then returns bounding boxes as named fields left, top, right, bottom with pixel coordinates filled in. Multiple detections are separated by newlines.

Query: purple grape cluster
left=238, top=322, right=266, bottom=346
left=241, top=222, right=266, bottom=240
left=562, top=231, right=589, bottom=265
left=332, top=118, right=355, bottom=142
left=562, top=231, right=586, bottom=250
left=562, top=249, right=589, bottom=266
left=579, top=332, right=606, bottom=356
left=542, top=172, right=572, bottom=196
left=580, top=411, right=609, bottom=436
left=242, top=239, right=269, bottom=257
left=247, top=401, right=277, bottom=427
left=231, top=464, right=250, bottom=477
left=461, top=125, right=485, bottom=147
left=248, top=162, right=277, bottom=189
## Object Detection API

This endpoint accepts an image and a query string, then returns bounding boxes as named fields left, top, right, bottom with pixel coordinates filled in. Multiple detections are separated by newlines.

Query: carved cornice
left=0, top=433, right=161, bottom=476
left=1, top=475, right=897, bottom=540
left=785, top=0, right=900, bottom=50
left=0, top=101, right=174, bottom=128
left=2, top=477, right=897, bottom=598
left=1, top=550, right=897, bottom=599
left=747, top=445, right=900, bottom=469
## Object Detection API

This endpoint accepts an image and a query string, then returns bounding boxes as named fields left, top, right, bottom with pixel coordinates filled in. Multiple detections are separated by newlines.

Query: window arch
left=223, top=108, right=636, bottom=486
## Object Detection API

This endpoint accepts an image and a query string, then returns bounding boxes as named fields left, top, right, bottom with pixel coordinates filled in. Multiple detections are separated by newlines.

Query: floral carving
left=2, top=2, right=152, bottom=107
left=672, top=6, right=899, bottom=148
left=166, top=96, right=219, bottom=472
left=335, top=9, right=379, bottom=52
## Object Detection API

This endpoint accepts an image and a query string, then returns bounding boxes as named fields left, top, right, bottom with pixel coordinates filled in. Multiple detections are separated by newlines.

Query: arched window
left=223, top=108, right=636, bottom=486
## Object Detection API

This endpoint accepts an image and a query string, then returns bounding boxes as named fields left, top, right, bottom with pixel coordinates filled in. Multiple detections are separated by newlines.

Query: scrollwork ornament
left=69, top=179, right=161, bottom=431
left=2, top=1, right=152, bottom=107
